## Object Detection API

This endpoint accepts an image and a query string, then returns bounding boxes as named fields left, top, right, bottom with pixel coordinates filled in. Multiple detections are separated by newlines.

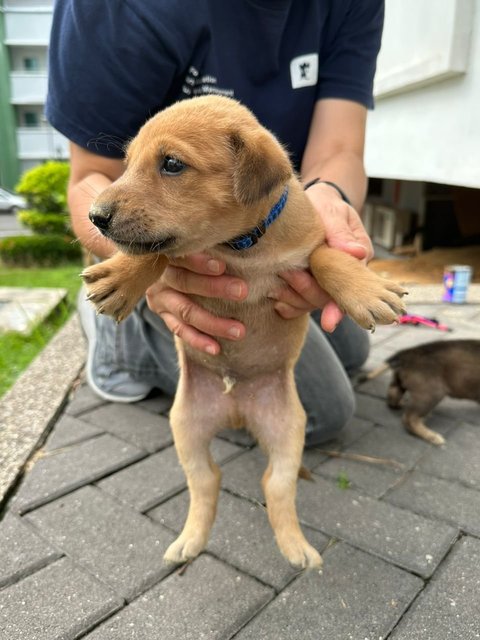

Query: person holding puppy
left=47, top=0, right=384, bottom=446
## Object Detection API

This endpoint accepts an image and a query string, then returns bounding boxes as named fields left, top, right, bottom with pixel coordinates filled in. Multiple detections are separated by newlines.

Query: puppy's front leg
left=309, top=246, right=406, bottom=331
left=82, top=252, right=168, bottom=322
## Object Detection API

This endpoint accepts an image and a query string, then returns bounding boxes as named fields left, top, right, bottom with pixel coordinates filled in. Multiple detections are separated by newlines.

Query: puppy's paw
left=425, top=431, right=446, bottom=446
left=277, top=534, right=323, bottom=570
left=404, top=416, right=446, bottom=446
left=82, top=263, right=137, bottom=322
left=340, top=275, right=407, bottom=332
left=163, top=533, right=206, bottom=565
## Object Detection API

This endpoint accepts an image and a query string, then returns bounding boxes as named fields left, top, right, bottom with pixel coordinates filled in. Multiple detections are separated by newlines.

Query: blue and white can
left=442, top=264, right=473, bottom=304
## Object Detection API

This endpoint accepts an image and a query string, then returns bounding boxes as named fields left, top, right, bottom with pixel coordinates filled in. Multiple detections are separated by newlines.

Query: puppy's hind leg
left=256, top=391, right=322, bottom=569
left=387, top=371, right=405, bottom=409
left=163, top=396, right=222, bottom=565
left=403, top=387, right=447, bottom=446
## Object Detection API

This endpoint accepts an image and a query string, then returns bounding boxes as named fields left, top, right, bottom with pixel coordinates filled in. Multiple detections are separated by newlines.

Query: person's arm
left=273, top=98, right=374, bottom=332
left=301, top=98, right=368, bottom=216
left=68, top=143, right=124, bottom=259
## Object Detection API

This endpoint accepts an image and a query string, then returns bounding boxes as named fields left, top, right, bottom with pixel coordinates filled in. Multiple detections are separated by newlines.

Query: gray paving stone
left=98, top=438, right=242, bottom=512
left=368, top=323, right=398, bottom=346
left=97, top=446, right=183, bottom=512
left=418, top=423, right=480, bottom=488
left=382, top=328, right=450, bottom=352
left=235, top=542, right=423, bottom=640
left=27, top=485, right=176, bottom=601
left=355, top=387, right=459, bottom=444
left=345, top=419, right=453, bottom=470
left=0, top=513, right=61, bottom=588
left=355, top=368, right=392, bottom=399
left=391, top=536, right=480, bottom=639
left=434, top=396, right=480, bottom=424
left=388, top=471, right=480, bottom=536
left=84, top=554, right=273, bottom=640
left=44, top=414, right=104, bottom=451
left=301, top=446, right=329, bottom=470
left=314, top=456, right=405, bottom=498
left=64, top=383, right=106, bottom=417
left=221, top=448, right=268, bottom=504
left=306, top=416, right=376, bottom=465
left=217, top=427, right=256, bottom=447
left=354, top=392, right=412, bottom=429
left=216, top=421, right=375, bottom=493
left=0, top=556, right=121, bottom=640
left=149, top=489, right=329, bottom=590
left=329, top=414, right=377, bottom=448
left=11, top=434, right=144, bottom=514
left=0, top=316, right=85, bottom=507
left=136, top=392, right=173, bottom=415
left=221, top=445, right=376, bottom=506
left=81, top=403, right=173, bottom=453
left=295, top=474, right=457, bottom=577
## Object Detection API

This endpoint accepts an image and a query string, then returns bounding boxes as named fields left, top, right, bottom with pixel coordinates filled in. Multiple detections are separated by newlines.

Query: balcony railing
left=17, top=127, right=69, bottom=160
left=4, top=10, right=52, bottom=45
left=10, top=72, right=48, bottom=104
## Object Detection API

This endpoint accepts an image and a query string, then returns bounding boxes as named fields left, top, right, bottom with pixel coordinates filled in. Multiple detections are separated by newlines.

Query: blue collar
left=224, top=186, right=289, bottom=251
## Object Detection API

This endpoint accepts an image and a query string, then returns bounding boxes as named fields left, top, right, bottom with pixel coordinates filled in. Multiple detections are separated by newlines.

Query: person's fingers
left=274, top=301, right=311, bottom=319
left=322, top=206, right=374, bottom=263
left=169, top=252, right=226, bottom=275
left=162, top=265, right=248, bottom=301
left=270, top=283, right=316, bottom=312
left=160, top=311, right=221, bottom=355
left=146, top=287, right=246, bottom=344
left=274, top=270, right=346, bottom=324
left=277, top=269, right=331, bottom=309
left=319, top=300, right=345, bottom=333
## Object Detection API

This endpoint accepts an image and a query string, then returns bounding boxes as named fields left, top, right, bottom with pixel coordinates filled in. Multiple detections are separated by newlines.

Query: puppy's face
left=89, top=96, right=292, bottom=256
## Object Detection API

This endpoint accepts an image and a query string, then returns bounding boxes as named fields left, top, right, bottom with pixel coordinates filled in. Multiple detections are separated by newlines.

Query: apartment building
left=364, top=0, right=479, bottom=252
left=0, top=0, right=67, bottom=189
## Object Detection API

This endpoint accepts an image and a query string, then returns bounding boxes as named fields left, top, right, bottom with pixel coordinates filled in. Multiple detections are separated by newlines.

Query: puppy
left=381, top=340, right=480, bottom=446
left=82, top=95, right=406, bottom=569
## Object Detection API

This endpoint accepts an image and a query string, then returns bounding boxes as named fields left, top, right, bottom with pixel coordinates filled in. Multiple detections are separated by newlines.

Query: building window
left=24, top=112, right=40, bottom=127
left=23, top=57, right=40, bottom=72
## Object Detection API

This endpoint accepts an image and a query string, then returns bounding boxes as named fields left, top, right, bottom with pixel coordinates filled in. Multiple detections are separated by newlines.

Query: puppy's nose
left=89, top=202, right=116, bottom=231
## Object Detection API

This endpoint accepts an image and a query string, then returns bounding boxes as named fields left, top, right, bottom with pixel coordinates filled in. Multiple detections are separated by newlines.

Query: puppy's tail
left=299, top=466, right=314, bottom=482
left=357, top=362, right=391, bottom=382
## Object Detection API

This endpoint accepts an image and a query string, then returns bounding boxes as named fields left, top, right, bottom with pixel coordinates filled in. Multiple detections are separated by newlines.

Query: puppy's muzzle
left=89, top=202, right=116, bottom=232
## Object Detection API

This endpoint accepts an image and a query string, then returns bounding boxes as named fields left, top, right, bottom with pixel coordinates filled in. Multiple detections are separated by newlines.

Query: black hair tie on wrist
left=303, top=178, right=351, bottom=206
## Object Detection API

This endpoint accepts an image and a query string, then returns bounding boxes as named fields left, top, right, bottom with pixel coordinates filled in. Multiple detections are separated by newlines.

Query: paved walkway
left=1, top=299, right=479, bottom=639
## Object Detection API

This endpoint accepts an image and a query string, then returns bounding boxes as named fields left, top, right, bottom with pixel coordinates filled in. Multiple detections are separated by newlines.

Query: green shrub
left=0, top=235, right=81, bottom=266
left=18, top=210, right=71, bottom=235
left=16, top=161, right=70, bottom=214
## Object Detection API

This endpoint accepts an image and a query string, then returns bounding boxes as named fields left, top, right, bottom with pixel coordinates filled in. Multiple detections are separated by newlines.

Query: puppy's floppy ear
left=230, top=130, right=292, bottom=206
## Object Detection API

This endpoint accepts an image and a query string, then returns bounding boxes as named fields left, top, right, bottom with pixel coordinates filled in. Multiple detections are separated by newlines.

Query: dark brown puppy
left=385, top=339, right=480, bottom=445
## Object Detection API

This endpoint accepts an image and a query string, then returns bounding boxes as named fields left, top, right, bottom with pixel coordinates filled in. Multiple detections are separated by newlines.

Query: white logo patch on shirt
left=290, top=54, right=319, bottom=89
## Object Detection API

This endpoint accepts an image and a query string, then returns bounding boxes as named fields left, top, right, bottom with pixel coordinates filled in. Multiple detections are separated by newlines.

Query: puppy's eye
left=161, top=156, right=186, bottom=175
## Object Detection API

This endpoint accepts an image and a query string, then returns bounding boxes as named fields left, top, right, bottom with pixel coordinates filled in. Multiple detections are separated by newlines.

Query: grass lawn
left=0, top=263, right=84, bottom=398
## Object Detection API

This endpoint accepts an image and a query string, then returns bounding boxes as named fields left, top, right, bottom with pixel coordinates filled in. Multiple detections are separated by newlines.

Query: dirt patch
left=370, top=246, right=480, bottom=285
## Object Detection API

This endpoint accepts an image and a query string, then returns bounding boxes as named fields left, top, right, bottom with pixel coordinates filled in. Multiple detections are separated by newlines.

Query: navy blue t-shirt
left=46, top=0, right=384, bottom=170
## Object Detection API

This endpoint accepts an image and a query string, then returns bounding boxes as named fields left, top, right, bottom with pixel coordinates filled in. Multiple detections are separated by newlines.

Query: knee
left=304, top=382, right=355, bottom=446
left=348, top=329, right=370, bottom=373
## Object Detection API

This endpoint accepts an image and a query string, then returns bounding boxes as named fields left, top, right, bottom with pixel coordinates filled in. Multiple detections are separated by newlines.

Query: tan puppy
left=83, top=95, right=406, bottom=569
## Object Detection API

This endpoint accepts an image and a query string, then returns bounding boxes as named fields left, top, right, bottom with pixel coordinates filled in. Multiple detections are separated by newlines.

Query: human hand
left=273, top=182, right=373, bottom=332
left=146, top=253, right=247, bottom=355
